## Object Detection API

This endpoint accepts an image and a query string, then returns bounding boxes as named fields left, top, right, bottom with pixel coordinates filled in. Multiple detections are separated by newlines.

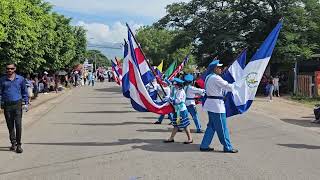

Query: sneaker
left=154, top=121, right=162, bottom=124
left=16, top=145, right=23, bottom=154
left=224, top=149, right=238, bottom=153
left=9, top=144, right=16, bottom=151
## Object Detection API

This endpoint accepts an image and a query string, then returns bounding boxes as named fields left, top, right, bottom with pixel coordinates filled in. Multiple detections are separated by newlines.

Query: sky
left=46, top=0, right=190, bottom=58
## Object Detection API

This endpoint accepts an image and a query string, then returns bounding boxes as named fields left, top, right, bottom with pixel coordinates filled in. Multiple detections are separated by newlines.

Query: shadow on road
left=65, top=110, right=136, bottom=114
left=280, top=118, right=319, bottom=128
left=136, top=128, right=203, bottom=134
left=80, top=103, right=128, bottom=105
left=278, top=144, right=320, bottom=150
left=86, top=96, right=123, bottom=99
left=137, top=116, right=157, bottom=120
left=54, top=121, right=153, bottom=126
left=0, top=147, right=10, bottom=152
left=25, top=138, right=200, bottom=152
left=95, top=86, right=122, bottom=93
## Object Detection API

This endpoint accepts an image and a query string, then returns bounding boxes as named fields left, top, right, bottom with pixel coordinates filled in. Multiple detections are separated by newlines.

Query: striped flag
left=168, top=55, right=189, bottom=80
left=122, top=39, right=130, bottom=98
left=127, top=38, right=174, bottom=114
left=111, top=57, right=122, bottom=86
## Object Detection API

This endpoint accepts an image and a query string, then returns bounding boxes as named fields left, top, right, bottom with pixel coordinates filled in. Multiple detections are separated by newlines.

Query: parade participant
left=164, top=78, right=193, bottom=144
left=0, top=63, right=28, bottom=153
left=154, top=80, right=174, bottom=124
left=184, top=74, right=205, bottom=133
left=146, top=78, right=161, bottom=100
left=200, top=60, right=238, bottom=153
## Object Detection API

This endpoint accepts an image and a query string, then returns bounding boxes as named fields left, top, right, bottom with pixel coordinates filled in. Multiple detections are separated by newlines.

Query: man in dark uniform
left=0, top=63, right=28, bottom=153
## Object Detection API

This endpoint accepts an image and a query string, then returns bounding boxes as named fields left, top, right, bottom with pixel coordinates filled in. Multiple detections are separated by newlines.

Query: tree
left=156, top=0, right=320, bottom=66
left=136, top=26, right=195, bottom=70
left=86, top=50, right=111, bottom=69
left=0, top=0, right=88, bottom=73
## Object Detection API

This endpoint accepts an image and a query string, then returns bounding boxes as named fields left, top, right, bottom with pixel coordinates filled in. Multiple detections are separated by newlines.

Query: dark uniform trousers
left=3, top=100, right=23, bottom=145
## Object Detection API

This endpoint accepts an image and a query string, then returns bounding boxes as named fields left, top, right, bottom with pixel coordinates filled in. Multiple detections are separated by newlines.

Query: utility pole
left=293, top=55, right=301, bottom=95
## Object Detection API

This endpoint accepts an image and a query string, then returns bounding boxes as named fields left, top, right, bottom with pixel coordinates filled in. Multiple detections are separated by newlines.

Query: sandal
left=183, top=140, right=193, bottom=144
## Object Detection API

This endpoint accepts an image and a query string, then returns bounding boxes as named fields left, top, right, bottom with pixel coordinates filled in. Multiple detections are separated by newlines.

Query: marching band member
left=184, top=74, right=205, bottom=133
left=200, top=60, right=238, bottom=153
left=164, top=78, right=193, bottom=144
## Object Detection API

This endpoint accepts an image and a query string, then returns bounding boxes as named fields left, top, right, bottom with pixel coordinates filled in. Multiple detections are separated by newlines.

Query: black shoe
left=183, top=140, right=193, bottom=144
left=178, top=129, right=183, bottom=132
left=200, top=148, right=214, bottom=152
left=196, top=130, right=204, bottom=133
left=154, top=121, right=162, bottom=124
left=224, top=149, right=238, bottom=153
left=16, top=145, right=23, bottom=154
left=9, top=144, right=16, bottom=151
left=163, top=139, right=174, bottom=143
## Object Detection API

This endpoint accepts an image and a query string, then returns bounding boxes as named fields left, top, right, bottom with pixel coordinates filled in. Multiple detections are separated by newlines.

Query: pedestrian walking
left=200, top=60, right=238, bottom=153
left=273, top=75, right=280, bottom=97
left=184, top=74, right=205, bottom=133
left=26, top=74, right=33, bottom=104
left=88, top=71, right=95, bottom=86
left=267, top=76, right=274, bottom=101
left=164, top=78, right=193, bottom=144
left=0, top=63, right=29, bottom=153
left=42, top=72, right=49, bottom=93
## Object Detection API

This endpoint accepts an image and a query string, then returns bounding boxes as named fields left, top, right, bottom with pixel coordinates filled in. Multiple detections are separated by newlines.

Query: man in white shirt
left=184, top=74, right=205, bottom=133
left=200, top=60, right=238, bottom=153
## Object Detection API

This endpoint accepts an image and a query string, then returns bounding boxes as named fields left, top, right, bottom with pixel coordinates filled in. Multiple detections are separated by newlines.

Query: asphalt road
left=0, top=82, right=319, bottom=180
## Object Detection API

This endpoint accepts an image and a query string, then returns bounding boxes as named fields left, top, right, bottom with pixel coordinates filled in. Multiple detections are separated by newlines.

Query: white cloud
left=47, top=0, right=190, bottom=18
left=77, top=21, right=142, bottom=44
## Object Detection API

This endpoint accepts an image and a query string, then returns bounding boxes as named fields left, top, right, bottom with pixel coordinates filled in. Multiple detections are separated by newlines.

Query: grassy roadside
left=289, top=96, right=320, bottom=108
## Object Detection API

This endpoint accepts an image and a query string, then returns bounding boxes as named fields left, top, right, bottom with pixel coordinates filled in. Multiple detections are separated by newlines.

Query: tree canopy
left=0, top=0, right=87, bottom=73
left=142, top=0, right=320, bottom=67
left=86, top=50, right=111, bottom=69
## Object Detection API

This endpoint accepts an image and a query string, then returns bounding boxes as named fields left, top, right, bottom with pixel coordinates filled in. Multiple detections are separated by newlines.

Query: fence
left=297, top=75, right=313, bottom=97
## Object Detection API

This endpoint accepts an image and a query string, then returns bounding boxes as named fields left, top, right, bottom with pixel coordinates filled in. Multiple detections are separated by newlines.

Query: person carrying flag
left=153, top=80, right=174, bottom=124
left=184, top=74, right=205, bottom=133
left=200, top=60, right=238, bottom=153
left=164, top=78, right=193, bottom=144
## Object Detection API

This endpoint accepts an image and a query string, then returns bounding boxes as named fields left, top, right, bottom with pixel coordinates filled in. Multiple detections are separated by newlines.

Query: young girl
left=164, top=78, right=193, bottom=144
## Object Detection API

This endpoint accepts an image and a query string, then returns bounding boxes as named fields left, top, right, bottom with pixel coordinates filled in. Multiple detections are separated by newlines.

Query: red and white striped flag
left=168, top=55, right=189, bottom=80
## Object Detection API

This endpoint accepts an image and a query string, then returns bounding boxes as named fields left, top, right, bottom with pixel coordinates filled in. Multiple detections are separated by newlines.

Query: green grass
left=290, top=95, right=320, bottom=107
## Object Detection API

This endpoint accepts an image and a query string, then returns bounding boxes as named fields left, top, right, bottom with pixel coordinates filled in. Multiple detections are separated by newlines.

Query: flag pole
left=126, top=23, right=169, bottom=98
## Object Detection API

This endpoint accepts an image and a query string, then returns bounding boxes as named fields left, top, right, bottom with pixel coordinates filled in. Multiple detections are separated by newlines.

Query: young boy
left=184, top=74, right=205, bottom=133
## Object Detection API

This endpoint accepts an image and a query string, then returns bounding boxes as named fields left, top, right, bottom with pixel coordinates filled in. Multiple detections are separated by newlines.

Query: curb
left=0, top=91, right=67, bottom=124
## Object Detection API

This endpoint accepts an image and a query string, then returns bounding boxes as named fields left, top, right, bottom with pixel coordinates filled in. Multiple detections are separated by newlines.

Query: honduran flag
left=168, top=55, right=189, bottom=80
left=225, top=21, right=283, bottom=117
left=111, top=57, right=122, bottom=86
left=127, top=50, right=174, bottom=114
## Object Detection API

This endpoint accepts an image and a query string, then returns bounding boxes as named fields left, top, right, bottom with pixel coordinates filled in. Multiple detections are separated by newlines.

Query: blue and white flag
left=222, top=50, right=247, bottom=117
left=225, top=21, right=283, bottom=117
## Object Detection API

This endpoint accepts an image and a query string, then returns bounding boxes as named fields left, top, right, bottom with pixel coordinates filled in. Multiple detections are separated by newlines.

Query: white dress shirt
left=185, top=85, right=205, bottom=106
left=203, top=74, right=234, bottom=113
